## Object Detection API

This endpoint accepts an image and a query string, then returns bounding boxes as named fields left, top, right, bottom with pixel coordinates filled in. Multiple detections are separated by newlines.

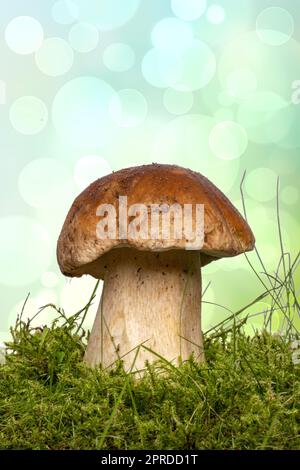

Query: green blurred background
left=0, top=0, right=299, bottom=341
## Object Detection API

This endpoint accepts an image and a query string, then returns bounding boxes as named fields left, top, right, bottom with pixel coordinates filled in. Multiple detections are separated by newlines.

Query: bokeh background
left=0, top=0, right=299, bottom=342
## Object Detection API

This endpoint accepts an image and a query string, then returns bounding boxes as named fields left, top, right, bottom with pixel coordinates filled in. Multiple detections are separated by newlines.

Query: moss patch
left=0, top=317, right=299, bottom=450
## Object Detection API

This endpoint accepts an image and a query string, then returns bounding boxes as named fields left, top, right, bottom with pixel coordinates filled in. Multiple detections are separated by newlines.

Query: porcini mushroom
left=57, top=164, right=254, bottom=370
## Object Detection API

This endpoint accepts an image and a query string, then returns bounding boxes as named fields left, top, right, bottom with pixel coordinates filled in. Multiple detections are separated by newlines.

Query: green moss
left=0, top=316, right=299, bottom=450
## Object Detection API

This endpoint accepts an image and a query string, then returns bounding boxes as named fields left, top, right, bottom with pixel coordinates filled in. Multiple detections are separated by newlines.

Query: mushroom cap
left=57, top=164, right=255, bottom=279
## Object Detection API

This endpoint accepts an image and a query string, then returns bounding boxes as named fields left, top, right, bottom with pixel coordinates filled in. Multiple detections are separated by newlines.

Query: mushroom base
left=84, top=248, right=204, bottom=371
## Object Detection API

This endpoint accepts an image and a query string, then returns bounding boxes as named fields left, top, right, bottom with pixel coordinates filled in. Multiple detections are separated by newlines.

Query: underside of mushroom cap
left=57, top=163, right=255, bottom=279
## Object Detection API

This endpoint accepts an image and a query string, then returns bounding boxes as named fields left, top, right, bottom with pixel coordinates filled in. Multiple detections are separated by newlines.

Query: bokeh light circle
left=41, top=271, right=59, bottom=289
left=18, top=158, right=73, bottom=209
left=52, top=76, right=116, bottom=148
left=281, top=186, right=299, bottom=205
left=142, top=48, right=181, bottom=88
left=171, top=0, right=206, bottom=21
left=109, top=89, right=148, bottom=127
left=218, top=33, right=300, bottom=147
left=209, top=121, right=248, bottom=160
left=245, top=168, right=278, bottom=202
left=143, top=36, right=215, bottom=91
left=256, top=7, right=294, bottom=46
left=72, top=0, right=140, bottom=31
left=206, top=5, right=225, bottom=25
left=9, top=96, right=48, bottom=135
left=174, top=40, right=216, bottom=91
left=218, top=91, right=235, bottom=107
left=214, top=107, right=234, bottom=122
left=151, top=18, right=193, bottom=52
left=74, top=155, right=112, bottom=190
left=226, top=69, right=257, bottom=100
left=163, top=88, right=194, bottom=115
left=103, top=43, right=135, bottom=72
left=5, top=16, right=43, bottom=54
left=35, top=38, right=74, bottom=76
left=278, top=103, right=300, bottom=150
left=69, top=22, right=99, bottom=52
left=0, top=216, right=51, bottom=287
left=52, top=0, right=79, bottom=24
left=152, top=114, right=240, bottom=193
left=237, top=92, right=291, bottom=145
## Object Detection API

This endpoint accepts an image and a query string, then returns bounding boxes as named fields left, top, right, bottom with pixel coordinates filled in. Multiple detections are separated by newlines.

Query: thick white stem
left=84, top=248, right=204, bottom=371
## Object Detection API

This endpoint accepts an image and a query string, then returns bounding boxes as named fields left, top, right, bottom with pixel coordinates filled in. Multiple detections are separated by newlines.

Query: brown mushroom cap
left=57, top=163, right=255, bottom=279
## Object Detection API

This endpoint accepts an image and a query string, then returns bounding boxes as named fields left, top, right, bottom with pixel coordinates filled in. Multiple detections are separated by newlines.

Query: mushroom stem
left=84, top=248, right=204, bottom=370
